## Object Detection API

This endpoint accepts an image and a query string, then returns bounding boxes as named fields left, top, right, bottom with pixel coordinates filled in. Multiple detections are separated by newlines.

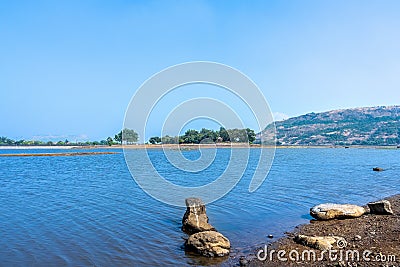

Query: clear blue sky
left=1, top=1, right=399, bottom=142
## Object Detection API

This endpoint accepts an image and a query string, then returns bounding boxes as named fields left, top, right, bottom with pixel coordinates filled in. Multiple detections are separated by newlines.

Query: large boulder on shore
left=310, top=203, right=366, bottom=220
left=185, top=231, right=230, bottom=257
left=182, top=198, right=215, bottom=234
left=368, top=200, right=393, bottom=215
left=294, top=235, right=346, bottom=250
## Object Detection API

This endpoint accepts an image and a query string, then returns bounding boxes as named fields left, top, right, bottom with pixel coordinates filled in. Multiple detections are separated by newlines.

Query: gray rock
left=368, top=200, right=393, bottom=215
left=294, top=235, right=346, bottom=250
left=310, top=203, right=366, bottom=220
left=185, top=231, right=230, bottom=257
left=182, top=198, right=215, bottom=234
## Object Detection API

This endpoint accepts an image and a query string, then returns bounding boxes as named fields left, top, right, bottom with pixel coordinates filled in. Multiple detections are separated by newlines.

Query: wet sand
left=241, top=195, right=400, bottom=267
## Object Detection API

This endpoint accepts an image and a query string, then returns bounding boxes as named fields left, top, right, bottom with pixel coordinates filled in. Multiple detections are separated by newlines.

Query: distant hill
left=260, top=106, right=400, bottom=146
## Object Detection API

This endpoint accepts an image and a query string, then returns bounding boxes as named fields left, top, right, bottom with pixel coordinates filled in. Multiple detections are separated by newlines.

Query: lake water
left=0, top=148, right=399, bottom=266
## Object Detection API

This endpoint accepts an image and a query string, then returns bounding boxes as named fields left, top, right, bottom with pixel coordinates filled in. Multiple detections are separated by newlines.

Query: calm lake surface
left=0, top=148, right=399, bottom=266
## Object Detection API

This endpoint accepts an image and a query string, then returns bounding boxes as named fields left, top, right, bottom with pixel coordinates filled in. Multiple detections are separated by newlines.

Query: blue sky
left=1, top=1, right=400, bottom=142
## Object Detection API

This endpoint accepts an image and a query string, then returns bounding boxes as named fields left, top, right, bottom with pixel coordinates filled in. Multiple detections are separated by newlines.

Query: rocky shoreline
left=240, top=194, right=400, bottom=267
left=179, top=195, right=399, bottom=266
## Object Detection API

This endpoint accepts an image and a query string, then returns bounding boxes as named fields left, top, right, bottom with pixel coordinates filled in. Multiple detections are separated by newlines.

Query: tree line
left=0, top=136, right=116, bottom=146
left=148, top=127, right=256, bottom=144
left=0, top=128, right=138, bottom=147
left=0, top=127, right=256, bottom=146
left=0, top=136, right=110, bottom=146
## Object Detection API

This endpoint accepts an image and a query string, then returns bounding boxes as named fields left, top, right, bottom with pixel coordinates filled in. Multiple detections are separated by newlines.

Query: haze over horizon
left=1, top=1, right=400, bottom=141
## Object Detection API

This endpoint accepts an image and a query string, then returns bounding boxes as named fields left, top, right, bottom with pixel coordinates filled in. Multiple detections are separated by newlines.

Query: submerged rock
left=310, top=203, right=365, bottom=220
left=368, top=200, right=393, bottom=215
left=294, top=235, right=346, bottom=250
left=182, top=198, right=215, bottom=234
left=185, top=231, right=230, bottom=257
left=239, top=256, right=248, bottom=266
left=373, top=167, right=384, bottom=172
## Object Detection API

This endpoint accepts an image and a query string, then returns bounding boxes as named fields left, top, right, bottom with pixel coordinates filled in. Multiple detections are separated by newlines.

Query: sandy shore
left=0, top=144, right=259, bottom=150
left=77, top=144, right=400, bottom=150
left=240, top=195, right=400, bottom=267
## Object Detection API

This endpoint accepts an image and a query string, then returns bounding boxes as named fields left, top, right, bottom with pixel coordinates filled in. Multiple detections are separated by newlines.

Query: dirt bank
left=243, top=195, right=400, bottom=267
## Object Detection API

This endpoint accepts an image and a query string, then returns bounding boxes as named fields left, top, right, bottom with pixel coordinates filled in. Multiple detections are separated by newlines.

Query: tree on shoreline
left=114, top=128, right=139, bottom=144
left=219, top=127, right=230, bottom=142
left=114, top=131, right=123, bottom=144
left=106, top=137, right=114, bottom=146
left=149, top=136, right=161, bottom=144
left=122, top=128, right=138, bottom=144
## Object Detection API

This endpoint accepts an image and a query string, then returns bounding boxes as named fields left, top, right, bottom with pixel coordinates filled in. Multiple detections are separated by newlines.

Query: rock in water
left=185, top=231, right=230, bottom=257
left=239, top=256, right=248, bottom=266
left=368, top=200, right=393, bottom=215
left=182, top=198, right=215, bottom=234
left=373, top=167, right=384, bottom=171
left=294, top=235, right=346, bottom=250
left=181, top=198, right=231, bottom=257
left=310, top=203, right=366, bottom=220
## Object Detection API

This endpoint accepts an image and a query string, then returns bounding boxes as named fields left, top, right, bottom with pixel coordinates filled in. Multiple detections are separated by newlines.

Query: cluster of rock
left=294, top=200, right=393, bottom=249
left=182, top=198, right=230, bottom=257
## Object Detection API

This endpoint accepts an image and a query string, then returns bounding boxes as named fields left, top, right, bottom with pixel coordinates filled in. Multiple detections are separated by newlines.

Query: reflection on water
left=0, top=148, right=399, bottom=266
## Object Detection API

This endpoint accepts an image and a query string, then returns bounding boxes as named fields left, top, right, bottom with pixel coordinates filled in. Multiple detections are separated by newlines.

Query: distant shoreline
left=0, top=151, right=118, bottom=157
left=0, top=144, right=399, bottom=150
left=0, top=146, right=78, bottom=149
